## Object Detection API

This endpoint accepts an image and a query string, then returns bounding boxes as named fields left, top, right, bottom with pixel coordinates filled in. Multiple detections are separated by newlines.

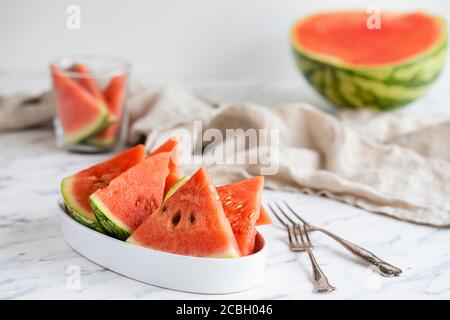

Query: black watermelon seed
left=171, top=211, right=181, bottom=226
left=189, top=213, right=196, bottom=225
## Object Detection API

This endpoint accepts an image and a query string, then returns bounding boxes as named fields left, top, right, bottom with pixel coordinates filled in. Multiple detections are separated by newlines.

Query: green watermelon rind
left=210, top=248, right=241, bottom=258
left=63, top=102, right=110, bottom=145
left=291, top=14, right=448, bottom=111
left=106, top=113, right=118, bottom=126
left=61, top=177, right=105, bottom=232
left=163, top=176, right=190, bottom=201
left=89, top=193, right=132, bottom=241
left=83, top=115, right=120, bottom=147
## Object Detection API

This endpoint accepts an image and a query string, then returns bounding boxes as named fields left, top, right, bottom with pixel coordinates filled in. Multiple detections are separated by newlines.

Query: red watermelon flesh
left=150, top=137, right=181, bottom=193
left=72, top=64, right=105, bottom=101
left=61, top=144, right=146, bottom=230
left=294, top=11, right=443, bottom=66
left=164, top=175, right=271, bottom=227
left=86, top=75, right=126, bottom=146
left=89, top=152, right=171, bottom=240
left=217, top=176, right=264, bottom=256
left=256, top=206, right=272, bottom=225
left=127, top=167, right=240, bottom=258
left=51, top=64, right=109, bottom=144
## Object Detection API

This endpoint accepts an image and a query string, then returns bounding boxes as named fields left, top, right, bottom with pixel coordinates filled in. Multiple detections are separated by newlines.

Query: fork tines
left=268, top=202, right=312, bottom=250
left=267, top=200, right=336, bottom=292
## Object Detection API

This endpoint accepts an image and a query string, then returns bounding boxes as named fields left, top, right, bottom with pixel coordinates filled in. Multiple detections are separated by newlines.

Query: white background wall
left=0, top=0, right=449, bottom=84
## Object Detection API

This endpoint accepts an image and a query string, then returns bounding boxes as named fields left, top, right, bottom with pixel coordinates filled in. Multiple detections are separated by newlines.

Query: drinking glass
left=50, top=55, right=130, bottom=152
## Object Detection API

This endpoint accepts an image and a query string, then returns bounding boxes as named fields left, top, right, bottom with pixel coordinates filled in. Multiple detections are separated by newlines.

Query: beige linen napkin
left=1, top=86, right=449, bottom=226
left=0, top=92, right=53, bottom=130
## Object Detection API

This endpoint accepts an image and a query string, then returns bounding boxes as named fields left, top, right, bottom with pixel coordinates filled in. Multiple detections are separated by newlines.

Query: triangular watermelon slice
left=149, top=137, right=181, bottom=193
left=257, top=206, right=272, bottom=225
left=89, top=152, right=171, bottom=240
left=72, top=64, right=106, bottom=102
left=61, top=144, right=146, bottom=231
left=164, top=176, right=271, bottom=226
left=217, top=177, right=264, bottom=256
left=85, top=75, right=126, bottom=147
left=163, top=175, right=190, bottom=201
left=127, top=167, right=240, bottom=258
left=51, top=65, right=109, bottom=144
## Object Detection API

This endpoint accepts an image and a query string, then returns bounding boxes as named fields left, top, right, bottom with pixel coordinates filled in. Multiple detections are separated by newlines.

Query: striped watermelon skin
left=291, top=17, right=448, bottom=111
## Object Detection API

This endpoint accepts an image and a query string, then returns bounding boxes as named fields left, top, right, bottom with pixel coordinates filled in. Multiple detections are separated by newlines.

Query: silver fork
left=269, top=203, right=336, bottom=292
left=272, top=201, right=402, bottom=277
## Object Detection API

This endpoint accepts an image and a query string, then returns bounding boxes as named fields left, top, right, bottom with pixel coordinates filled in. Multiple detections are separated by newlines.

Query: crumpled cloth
left=2, top=86, right=449, bottom=227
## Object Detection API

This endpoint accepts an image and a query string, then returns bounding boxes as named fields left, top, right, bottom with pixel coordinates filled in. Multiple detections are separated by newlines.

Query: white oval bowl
left=59, top=208, right=267, bottom=294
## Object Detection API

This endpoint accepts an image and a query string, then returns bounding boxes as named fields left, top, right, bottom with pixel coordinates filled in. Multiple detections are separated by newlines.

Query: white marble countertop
left=1, top=128, right=449, bottom=300
left=1, top=80, right=450, bottom=300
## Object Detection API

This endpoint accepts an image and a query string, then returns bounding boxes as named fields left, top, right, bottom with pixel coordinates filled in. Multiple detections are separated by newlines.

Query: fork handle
left=311, top=227, right=402, bottom=277
left=305, top=248, right=336, bottom=292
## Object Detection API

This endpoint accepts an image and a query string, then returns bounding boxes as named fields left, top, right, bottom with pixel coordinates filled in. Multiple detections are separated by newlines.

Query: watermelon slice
left=61, top=144, right=146, bottom=231
left=85, top=75, right=126, bottom=147
left=217, top=177, right=264, bottom=256
left=163, top=175, right=190, bottom=201
left=72, top=63, right=117, bottom=127
left=257, top=206, right=272, bottom=225
left=164, top=176, right=271, bottom=226
left=72, top=64, right=105, bottom=102
left=51, top=64, right=109, bottom=144
left=127, top=167, right=240, bottom=258
left=89, top=152, right=171, bottom=240
left=150, top=137, right=181, bottom=193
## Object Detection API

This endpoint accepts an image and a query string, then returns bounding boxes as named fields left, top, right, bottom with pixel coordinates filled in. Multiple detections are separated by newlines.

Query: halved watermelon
left=51, top=65, right=109, bottom=144
left=127, top=167, right=240, bottom=258
left=291, top=11, right=447, bottom=110
left=61, top=144, right=146, bottom=231
left=86, top=75, right=126, bottom=147
left=150, top=137, right=181, bottom=193
left=217, top=177, right=264, bottom=256
left=89, top=152, right=171, bottom=240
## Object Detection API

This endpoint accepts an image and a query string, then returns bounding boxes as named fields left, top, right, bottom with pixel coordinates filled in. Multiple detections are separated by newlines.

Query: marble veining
left=1, top=83, right=450, bottom=300
left=1, top=129, right=449, bottom=300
